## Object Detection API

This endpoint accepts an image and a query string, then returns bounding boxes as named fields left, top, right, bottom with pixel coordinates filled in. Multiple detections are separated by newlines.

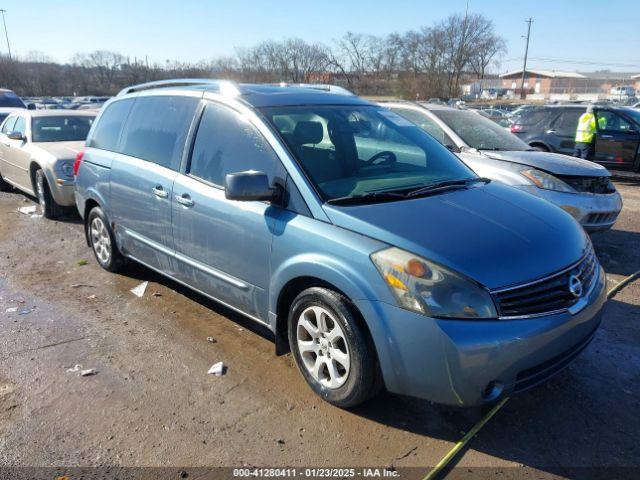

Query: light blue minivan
left=74, top=80, right=607, bottom=408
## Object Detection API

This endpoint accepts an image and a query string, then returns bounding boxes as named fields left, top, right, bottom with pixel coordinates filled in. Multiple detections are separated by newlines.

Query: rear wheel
left=88, top=206, right=124, bottom=272
left=288, top=287, right=379, bottom=408
left=35, top=169, right=65, bottom=219
left=531, top=144, right=549, bottom=152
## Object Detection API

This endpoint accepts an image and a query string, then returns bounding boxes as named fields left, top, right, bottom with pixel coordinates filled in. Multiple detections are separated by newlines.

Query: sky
left=1, top=0, right=639, bottom=73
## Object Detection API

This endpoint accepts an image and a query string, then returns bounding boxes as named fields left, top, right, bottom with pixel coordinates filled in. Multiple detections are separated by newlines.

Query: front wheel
left=531, top=144, right=549, bottom=152
left=87, top=206, right=124, bottom=272
left=35, top=169, right=65, bottom=219
left=288, top=287, right=380, bottom=408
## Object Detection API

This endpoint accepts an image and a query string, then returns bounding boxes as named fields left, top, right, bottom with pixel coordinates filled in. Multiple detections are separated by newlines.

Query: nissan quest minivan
left=74, top=79, right=607, bottom=408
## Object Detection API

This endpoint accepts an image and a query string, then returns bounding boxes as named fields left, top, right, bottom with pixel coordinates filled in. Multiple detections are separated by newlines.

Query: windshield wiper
left=406, top=177, right=491, bottom=197
left=326, top=191, right=407, bottom=206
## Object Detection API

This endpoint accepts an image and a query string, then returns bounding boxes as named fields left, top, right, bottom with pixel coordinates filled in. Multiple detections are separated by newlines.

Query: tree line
left=0, top=12, right=506, bottom=99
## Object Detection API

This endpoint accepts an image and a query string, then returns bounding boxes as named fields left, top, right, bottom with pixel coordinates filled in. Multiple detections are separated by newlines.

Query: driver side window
left=596, top=111, right=633, bottom=133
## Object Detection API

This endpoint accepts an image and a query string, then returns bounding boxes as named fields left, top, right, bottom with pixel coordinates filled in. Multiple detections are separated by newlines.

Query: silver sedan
left=0, top=110, right=95, bottom=218
left=384, top=101, right=623, bottom=232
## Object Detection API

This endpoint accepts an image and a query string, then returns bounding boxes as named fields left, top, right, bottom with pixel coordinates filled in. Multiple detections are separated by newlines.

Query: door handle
left=152, top=186, right=168, bottom=198
left=545, top=129, right=557, bottom=134
left=175, top=193, right=194, bottom=207
left=600, top=134, right=613, bottom=139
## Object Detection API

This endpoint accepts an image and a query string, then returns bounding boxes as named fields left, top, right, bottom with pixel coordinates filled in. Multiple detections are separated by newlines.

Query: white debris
left=67, top=364, right=82, bottom=372
left=80, top=368, right=98, bottom=377
left=5, top=307, right=18, bottom=313
left=18, top=206, right=37, bottom=215
left=130, top=281, right=148, bottom=298
left=207, top=362, right=225, bottom=376
left=207, top=336, right=216, bottom=343
left=87, top=294, right=97, bottom=300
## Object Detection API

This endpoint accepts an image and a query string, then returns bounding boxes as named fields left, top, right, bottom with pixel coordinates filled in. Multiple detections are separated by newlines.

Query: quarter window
left=120, top=96, right=199, bottom=170
left=89, top=99, right=134, bottom=152
left=188, top=102, right=281, bottom=186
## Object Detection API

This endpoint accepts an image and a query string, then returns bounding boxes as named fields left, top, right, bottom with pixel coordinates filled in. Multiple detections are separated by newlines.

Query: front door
left=172, top=101, right=286, bottom=321
left=1, top=116, right=32, bottom=191
left=594, top=110, right=640, bottom=168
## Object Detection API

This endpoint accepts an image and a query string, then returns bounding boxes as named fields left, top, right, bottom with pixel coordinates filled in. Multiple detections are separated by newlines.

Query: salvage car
left=0, top=88, right=28, bottom=125
left=74, top=80, right=606, bottom=408
left=510, top=104, right=640, bottom=171
left=0, top=110, right=95, bottom=218
left=384, top=102, right=622, bottom=232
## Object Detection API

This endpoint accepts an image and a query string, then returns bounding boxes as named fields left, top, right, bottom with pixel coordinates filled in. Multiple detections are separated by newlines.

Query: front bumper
left=515, top=185, right=622, bottom=232
left=49, top=178, right=75, bottom=207
left=355, top=266, right=607, bottom=407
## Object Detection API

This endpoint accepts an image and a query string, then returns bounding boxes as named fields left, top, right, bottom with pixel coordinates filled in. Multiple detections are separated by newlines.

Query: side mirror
left=224, top=171, right=277, bottom=202
left=26, top=103, right=37, bottom=110
left=7, top=132, right=25, bottom=141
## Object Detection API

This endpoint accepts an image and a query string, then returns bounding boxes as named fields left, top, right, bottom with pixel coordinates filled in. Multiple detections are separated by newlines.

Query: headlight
left=521, top=168, right=575, bottom=193
left=371, top=247, right=497, bottom=319
left=59, top=161, right=74, bottom=178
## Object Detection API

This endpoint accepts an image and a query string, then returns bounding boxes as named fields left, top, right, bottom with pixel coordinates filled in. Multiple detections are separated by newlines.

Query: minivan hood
left=323, top=182, right=587, bottom=290
left=33, top=141, right=84, bottom=160
left=481, top=150, right=609, bottom=177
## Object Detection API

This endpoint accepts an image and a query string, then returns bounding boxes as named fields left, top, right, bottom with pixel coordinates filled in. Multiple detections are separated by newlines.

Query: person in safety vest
left=573, top=105, right=598, bottom=160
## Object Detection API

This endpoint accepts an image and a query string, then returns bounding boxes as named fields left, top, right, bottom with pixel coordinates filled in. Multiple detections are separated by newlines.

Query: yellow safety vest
left=575, top=112, right=596, bottom=143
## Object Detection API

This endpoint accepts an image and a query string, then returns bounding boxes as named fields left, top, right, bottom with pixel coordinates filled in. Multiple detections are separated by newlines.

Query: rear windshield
left=433, top=110, right=530, bottom=151
left=32, top=116, right=95, bottom=142
left=0, top=91, right=26, bottom=108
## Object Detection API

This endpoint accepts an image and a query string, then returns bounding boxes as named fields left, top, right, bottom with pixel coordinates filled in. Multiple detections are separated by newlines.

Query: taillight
left=73, top=150, right=84, bottom=177
left=510, top=124, right=524, bottom=133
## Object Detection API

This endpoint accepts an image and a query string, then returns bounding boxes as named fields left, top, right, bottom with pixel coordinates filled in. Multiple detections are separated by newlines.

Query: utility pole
left=0, top=9, right=11, bottom=60
left=519, top=18, right=533, bottom=99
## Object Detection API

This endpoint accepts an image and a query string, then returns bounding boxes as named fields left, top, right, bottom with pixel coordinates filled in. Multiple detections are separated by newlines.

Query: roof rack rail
left=117, top=78, right=239, bottom=97
left=272, top=83, right=355, bottom=96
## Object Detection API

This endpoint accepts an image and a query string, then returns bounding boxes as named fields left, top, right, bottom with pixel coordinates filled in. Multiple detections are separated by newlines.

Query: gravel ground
left=0, top=176, right=638, bottom=478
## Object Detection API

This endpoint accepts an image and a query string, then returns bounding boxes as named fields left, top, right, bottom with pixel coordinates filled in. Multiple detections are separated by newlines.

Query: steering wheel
left=365, top=151, right=397, bottom=166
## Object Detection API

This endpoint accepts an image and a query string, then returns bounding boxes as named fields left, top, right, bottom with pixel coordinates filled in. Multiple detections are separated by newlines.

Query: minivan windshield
left=32, top=115, right=95, bottom=142
left=262, top=105, right=477, bottom=201
left=434, top=109, right=531, bottom=151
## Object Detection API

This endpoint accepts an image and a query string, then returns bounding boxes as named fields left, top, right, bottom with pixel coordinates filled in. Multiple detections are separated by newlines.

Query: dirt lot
left=0, top=176, right=639, bottom=478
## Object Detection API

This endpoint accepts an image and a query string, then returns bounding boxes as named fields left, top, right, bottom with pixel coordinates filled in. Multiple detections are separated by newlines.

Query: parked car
left=511, top=104, right=640, bottom=171
left=383, top=102, right=623, bottom=232
left=0, top=88, right=28, bottom=125
left=75, top=79, right=606, bottom=408
left=0, top=110, right=95, bottom=218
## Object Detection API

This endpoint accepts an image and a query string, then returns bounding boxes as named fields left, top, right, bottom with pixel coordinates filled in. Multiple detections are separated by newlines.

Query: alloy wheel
left=90, top=216, right=112, bottom=265
left=296, top=305, right=350, bottom=389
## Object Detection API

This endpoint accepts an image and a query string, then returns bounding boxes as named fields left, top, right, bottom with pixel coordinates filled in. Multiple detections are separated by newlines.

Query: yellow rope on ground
left=422, top=397, right=510, bottom=480
left=607, top=270, right=640, bottom=299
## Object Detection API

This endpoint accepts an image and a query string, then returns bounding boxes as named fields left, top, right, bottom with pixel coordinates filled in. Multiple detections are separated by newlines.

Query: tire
left=0, top=170, right=11, bottom=192
left=531, top=144, right=549, bottom=152
left=35, top=169, right=65, bottom=219
left=87, top=206, right=124, bottom=273
left=288, top=287, right=379, bottom=408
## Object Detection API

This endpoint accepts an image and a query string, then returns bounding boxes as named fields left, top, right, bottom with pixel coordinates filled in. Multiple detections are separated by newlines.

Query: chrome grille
left=493, top=247, right=598, bottom=318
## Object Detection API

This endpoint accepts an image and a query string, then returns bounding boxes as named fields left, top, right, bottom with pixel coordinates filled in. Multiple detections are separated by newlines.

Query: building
left=500, top=69, right=640, bottom=99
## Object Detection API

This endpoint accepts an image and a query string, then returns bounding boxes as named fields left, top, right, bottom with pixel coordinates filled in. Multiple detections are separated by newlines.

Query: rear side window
left=89, top=99, right=133, bottom=152
left=120, top=96, right=199, bottom=170
left=518, top=108, right=550, bottom=126
left=188, top=102, right=281, bottom=186
left=551, top=110, right=583, bottom=136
